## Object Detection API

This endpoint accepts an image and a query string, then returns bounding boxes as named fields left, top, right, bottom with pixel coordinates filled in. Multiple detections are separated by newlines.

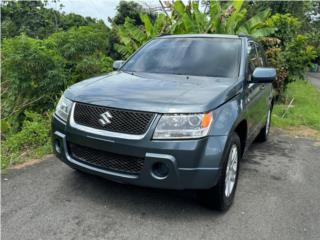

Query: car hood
left=65, top=72, right=241, bottom=113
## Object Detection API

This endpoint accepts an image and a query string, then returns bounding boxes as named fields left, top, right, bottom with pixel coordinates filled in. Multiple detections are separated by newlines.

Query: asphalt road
left=2, top=131, right=320, bottom=240
left=308, top=72, right=320, bottom=90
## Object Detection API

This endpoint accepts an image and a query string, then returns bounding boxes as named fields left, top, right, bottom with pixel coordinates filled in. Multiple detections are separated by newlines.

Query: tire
left=198, top=132, right=241, bottom=211
left=256, top=106, right=272, bottom=142
left=74, top=168, right=85, bottom=174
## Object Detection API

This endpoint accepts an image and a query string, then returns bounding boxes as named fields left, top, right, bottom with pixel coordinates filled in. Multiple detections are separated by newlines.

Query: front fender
left=210, top=93, right=245, bottom=136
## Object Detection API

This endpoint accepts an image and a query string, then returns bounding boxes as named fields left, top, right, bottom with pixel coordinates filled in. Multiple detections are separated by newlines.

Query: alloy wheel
left=225, top=144, right=238, bottom=197
left=266, top=109, right=271, bottom=135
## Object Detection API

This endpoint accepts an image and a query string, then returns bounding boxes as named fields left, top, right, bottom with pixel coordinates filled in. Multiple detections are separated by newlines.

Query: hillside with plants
left=1, top=0, right=320, bottom=169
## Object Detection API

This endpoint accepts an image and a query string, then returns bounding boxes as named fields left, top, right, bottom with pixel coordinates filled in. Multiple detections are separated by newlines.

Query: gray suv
left=52, top=34, right=276, bottom=211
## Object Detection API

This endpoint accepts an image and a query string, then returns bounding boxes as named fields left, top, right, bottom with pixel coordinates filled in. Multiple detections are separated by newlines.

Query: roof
left=157, top=34, right=244, bottom=39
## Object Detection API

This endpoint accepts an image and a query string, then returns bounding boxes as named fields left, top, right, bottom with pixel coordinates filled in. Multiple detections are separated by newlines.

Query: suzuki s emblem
left=98, top=111, right=112, bottom=126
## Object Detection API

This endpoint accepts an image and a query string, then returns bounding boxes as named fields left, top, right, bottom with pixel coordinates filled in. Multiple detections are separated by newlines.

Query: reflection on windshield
left=122, top=38, right=241, bottom=78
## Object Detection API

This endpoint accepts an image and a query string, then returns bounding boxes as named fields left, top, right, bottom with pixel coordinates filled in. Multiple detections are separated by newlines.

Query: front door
left=244, top=41, right=266, bottom=142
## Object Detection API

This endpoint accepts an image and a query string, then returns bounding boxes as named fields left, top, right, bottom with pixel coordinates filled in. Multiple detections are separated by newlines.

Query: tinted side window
left=256, top=44, right=267, bottom=67
left=248, top=42, right=259, bottom=77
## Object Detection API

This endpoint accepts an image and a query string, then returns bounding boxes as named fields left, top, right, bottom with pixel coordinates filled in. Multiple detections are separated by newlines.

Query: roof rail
left=238, top=32, right=249, bottom=38
left=157, top=33, right=171, bottom=37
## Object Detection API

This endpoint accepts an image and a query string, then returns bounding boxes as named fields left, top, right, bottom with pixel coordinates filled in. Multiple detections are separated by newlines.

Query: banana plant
left=115, top=13, right=168, bottom=58
left=170, top=1, right=210, bottom=34
left=236, top=8, right=275, bottom=38
left=171, top=0, right=274, bottom=37
left=114, top=18, right=145, bottom=58
left=114, top=0, right=275, bottom=58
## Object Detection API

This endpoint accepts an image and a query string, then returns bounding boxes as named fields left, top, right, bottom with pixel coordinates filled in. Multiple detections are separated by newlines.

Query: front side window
left=247, top=42, right=260, bottom=78
left=256, top=44, right=267, bottom=67
left=122, top=38, right=242, bottom=78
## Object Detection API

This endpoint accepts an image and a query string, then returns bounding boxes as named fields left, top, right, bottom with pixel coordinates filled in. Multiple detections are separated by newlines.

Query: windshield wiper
left=121, top=69, right=135, bottom=75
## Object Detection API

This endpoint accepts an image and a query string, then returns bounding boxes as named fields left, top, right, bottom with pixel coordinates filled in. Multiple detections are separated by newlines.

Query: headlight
left=153, top=113, right=213, bottom=139
left=55, top=95, right=73, bottom=122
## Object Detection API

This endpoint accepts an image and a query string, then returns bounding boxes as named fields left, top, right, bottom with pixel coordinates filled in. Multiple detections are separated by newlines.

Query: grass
left=1, top=143, right=52, bottom=171
left=1, top=111, right=53, bottom=170
left=272, top=80, right=320, bottom=134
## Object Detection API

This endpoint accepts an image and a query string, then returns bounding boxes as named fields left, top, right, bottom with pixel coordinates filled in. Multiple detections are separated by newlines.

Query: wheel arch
left=233, top=119, right=248, bottom=157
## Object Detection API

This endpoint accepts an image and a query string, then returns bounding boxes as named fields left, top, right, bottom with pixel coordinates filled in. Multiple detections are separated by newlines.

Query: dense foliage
left=2, top=35, right=66, bottom=129
left=1, top=111, right=52, bottom=169
left=1, top=0, right=319, bottom=169
left=111, top=0, right=155, bottom=26
left=1, top=0, right=98, bottom=39
left=1, top=25, right=114, bottom=132
left=261, top=13, right=318, bottom=95
left=1, top=1, right=116, bottom=168
left=115, top=0, right=275, bottom=57
left=47, top=24, right=113, bottom=83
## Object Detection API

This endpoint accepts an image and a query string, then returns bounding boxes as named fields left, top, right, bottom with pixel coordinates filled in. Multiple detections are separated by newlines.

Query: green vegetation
left=272, top=81, right=320, bottom=131
left=1, top=111, right=52, bottom=169
left=1, top=0, right=320, bottom=169
left=115, top=0, right=275, bottom=58
left=1, top=1, right=98, bottom=39
left=2, top=22, right=113, bottom=133
left=112, top=0, right=155, bottom=26
left=2, top=35, right=66, bottom=130
left=261, top=13, right=318, bottom=95
left=1, top=1, right=115, bottom=169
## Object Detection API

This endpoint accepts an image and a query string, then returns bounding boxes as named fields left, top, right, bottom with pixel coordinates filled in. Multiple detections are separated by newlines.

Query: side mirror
left=252, top=67, right=276, bottom=83
left=112, top=60, right=125, bottom=71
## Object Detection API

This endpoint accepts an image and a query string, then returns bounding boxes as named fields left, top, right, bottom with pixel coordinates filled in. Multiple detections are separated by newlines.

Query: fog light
left=54, top=140, right=61, bottom=154
left=152, top=162, right=169, bottom=179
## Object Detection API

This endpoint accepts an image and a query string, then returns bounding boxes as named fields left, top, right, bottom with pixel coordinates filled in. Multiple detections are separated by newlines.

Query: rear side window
left=122, top=38, right=242, bottom=78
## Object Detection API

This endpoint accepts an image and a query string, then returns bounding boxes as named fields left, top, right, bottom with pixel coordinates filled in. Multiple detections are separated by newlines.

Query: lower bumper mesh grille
left=68, top=143, right=144, bottom=175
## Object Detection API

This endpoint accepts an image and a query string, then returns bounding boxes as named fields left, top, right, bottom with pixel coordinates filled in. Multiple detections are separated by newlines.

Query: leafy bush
left=306, top=31, right=320, bottom=64
left=266, top=14, right=301, bottom=46
left=75, top=54, right=113, bottom=80
left=283, top=35, right=317, bottom=81
left=47, top=24, right=113, bottom=83
left=1, top=25, right=114, bottom=131
left=47, top=25, right=110, bottom=61
left=262, top=35, right=317, bottom=95
left=260, top=37, right=288, bottom=96
left=261, top=13, right=317, bottom=94
left=1, top=35, right=67, bottom=129
left=1, top=111, right=52, bottom=169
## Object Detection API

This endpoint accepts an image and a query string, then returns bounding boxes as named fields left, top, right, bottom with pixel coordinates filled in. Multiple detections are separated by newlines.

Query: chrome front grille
left=73, top=102, right=155, bottom=135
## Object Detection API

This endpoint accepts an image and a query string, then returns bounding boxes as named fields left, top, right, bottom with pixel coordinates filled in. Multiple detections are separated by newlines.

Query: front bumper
left=52, top=114, right=228, bottom=190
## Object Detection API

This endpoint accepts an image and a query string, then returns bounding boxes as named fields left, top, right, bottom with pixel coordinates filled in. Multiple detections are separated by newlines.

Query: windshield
left=122, top=37, right=242, bottom=78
